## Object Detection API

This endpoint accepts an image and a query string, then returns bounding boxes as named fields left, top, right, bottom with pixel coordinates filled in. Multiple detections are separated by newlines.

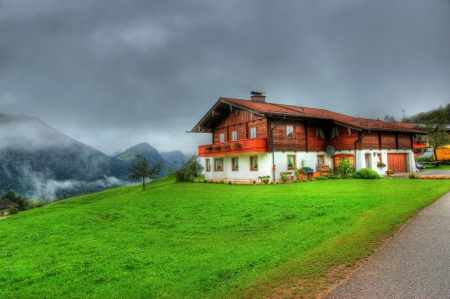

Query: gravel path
left=327, top=191, right=450, bottom=298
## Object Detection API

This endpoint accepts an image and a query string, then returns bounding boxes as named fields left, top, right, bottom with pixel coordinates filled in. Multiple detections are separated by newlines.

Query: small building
left=0, top=199, right=19, bottom=216
left=190, top=93, right=423, bottom=181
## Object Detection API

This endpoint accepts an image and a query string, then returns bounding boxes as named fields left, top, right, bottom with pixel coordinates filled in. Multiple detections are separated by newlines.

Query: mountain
left=114, top=143, right=189, bottom=177
left=115, top=142, right=163, bottom=165
left=0, top=114, right=130, bottom=199
left=0, top=114, right=189, bottom=200
left=160, top=151, right=190, bottom=164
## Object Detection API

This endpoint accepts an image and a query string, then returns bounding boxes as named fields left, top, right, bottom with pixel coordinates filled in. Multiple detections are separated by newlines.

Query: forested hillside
left=0, top=114, right=185, bottom=200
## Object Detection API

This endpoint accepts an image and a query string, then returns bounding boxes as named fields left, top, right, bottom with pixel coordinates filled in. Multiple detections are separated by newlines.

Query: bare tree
left=128, top=154, right=162, bottom=190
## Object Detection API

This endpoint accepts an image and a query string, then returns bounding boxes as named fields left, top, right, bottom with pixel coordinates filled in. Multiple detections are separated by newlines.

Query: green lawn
left=1, top=177, right=450, bottom=298
left=421, top=164, right=450, bottom=171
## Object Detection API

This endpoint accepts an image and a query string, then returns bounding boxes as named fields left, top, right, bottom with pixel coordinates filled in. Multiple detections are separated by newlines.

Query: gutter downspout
left=270, top=115, right=286, bottom=182
left=354, top=129, right=370, bottom=170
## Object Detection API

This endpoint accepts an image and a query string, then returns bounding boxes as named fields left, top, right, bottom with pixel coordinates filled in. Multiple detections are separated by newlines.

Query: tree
left=415, top=107, right=450, bottom=160
left=383, top=115, right=396, bottom=122
left=128, top=154, right=162, bottom=190
left=176, top=153, right=204, bottom=182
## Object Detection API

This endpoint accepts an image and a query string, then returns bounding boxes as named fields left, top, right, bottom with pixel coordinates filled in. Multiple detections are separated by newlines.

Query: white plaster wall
left=203, top=149, right=416, bottom=181
left=203, top=153, right=272, bottom=181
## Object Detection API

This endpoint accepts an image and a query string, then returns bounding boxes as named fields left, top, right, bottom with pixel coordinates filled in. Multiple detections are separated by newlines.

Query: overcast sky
left=1, top=0, right=449, bottom=155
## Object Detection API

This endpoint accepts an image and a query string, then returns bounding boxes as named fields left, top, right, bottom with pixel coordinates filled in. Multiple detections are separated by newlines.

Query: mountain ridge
left=0, top=114, right=186, bottom=199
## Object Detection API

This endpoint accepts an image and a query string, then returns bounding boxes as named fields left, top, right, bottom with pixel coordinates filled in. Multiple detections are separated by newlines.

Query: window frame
left=317, top=155, right=325, bottom=166
left=332, top=127, right=339, bottom=138
left=250, top=127, right=257, bottom=139
left=214, top=158, right=223, bottom=171
left=231, top=131, right=238, bottom=141
left=232, top=157, right=239, bottom=171
left=205, top=158, right=211, bottom=171
left=219, top=133, right=225, bottom=143
left=286, top=125, right=295, bottom=138
left=287, top=155, right=296, bottom=170
left=250, top=156, right=258, bottom=171
left=316, top=127, right=324, bottom=139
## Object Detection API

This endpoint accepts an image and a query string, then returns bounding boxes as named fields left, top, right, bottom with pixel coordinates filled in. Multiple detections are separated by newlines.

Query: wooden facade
left=203, top=111, right=414, bottom=156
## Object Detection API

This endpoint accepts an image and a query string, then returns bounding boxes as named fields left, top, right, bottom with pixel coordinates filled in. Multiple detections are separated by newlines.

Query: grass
left=1, top=177, right=450, bottom=298
left=421, top=164, right=450, bottom=171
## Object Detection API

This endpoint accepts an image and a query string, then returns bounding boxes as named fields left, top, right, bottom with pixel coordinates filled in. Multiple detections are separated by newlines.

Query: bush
left=337, top=158, right=354, bottom=178
left=262, top=178, right=269, bottom=184
left=357, top=168, right=380, bottom=179
left=280, top=173, right=289, bottom=183
left=8, top=206, right=19, bottom=215
left=416, top=157, right=434, bottom=162
left=409, top=173, right=416, bottom=179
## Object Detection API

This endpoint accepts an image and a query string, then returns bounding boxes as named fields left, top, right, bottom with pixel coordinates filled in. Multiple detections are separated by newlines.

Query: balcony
left=198, top=138, right=268, bottom=157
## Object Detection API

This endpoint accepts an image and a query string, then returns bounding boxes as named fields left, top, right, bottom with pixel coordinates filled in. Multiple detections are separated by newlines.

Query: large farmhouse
left=191, top=93, right=423, bottom=181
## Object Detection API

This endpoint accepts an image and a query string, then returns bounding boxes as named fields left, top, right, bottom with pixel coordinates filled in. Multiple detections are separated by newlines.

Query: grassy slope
left=1, top=177, right=450, bottom=298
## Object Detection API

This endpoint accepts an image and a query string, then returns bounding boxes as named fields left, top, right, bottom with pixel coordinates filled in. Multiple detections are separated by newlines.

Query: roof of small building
left=191, top=97, right=424, bottom=134
left=0, top=199, right=19, bottom=209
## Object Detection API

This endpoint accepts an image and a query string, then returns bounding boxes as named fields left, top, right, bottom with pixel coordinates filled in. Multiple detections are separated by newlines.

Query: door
left=387, top=154, right=407, bottom=172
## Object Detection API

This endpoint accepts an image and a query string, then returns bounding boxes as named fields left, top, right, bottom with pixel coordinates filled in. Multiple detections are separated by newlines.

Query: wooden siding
left=205, top=109, right=416, bottom=154
left=381, top=132, right=396, bottom=149
left=307, top=126, right=328, bottom=151
left=212, top=109, right=267, bottom=143
left=272, top=119, right=307, bottom=151
left=397, top=133, right=412, bottom=150
left=329, top=127, right=359, bottom=150
left=361, top=131, right=380, bottom=149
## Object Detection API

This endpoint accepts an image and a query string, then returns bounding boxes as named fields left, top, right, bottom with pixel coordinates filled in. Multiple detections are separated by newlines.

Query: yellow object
left=436, top=145, right=450, bottom=160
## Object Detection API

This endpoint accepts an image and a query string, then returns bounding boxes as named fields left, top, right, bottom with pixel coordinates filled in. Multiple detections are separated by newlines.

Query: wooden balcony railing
left=198, top=138, right=268, bottom=157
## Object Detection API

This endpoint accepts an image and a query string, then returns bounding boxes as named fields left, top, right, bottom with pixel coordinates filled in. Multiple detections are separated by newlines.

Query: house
left=190, top=93, right=423, bottom=181
left=0, top=199, right=19, bottom=216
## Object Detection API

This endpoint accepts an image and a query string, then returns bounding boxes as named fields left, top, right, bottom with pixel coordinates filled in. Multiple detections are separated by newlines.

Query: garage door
left=387, top=154, right=407, bottom=172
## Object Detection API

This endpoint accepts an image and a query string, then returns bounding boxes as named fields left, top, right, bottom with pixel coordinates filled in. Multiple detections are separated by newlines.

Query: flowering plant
left=377, top=161, right=386, bottom=167
left=385, top=169, right=394, bottom=174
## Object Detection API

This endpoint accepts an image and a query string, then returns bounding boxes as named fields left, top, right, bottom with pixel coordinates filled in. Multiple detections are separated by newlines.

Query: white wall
left=203, top=149, right=416, bottom=181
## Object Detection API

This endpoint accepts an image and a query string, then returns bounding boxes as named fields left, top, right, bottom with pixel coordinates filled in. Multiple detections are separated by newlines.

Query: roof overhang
left=190, top=98, right=264, bottom=133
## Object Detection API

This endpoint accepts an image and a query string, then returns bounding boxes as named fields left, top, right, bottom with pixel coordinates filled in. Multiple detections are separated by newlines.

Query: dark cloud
left=1, top=0, right=449, bottom=154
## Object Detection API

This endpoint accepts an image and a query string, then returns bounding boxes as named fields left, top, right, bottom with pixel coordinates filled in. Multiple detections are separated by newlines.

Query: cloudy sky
left=1, top=0, right=449, bottom=155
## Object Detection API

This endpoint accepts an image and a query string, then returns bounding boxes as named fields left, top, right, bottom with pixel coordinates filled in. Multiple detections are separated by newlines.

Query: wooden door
left=387, top=154, right=407, bottom=172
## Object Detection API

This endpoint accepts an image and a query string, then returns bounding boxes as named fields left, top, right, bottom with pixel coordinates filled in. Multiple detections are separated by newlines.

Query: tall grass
left=1, top=177, right=449, bottom=298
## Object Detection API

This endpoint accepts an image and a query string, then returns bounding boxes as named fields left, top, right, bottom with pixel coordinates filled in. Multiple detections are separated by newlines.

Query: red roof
left=191, top=97, right=424, bottom=134
left=224, top=98, right=422, bottom=132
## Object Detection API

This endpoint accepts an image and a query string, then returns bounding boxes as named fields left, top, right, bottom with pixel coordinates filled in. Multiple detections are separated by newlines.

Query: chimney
left=250, top=91, right=266, bottom=103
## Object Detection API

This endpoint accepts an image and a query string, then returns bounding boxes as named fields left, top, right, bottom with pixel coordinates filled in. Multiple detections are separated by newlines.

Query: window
left=232, top=158, right=239, bottom=171
left=286, top=125, right=294, bottom=138
left=206, top=159, right=211, bottom=171
left=220, top=133, right=225, bottom=143
left=287, top=155, right=296, bottom=169
left=316, top=128, right=324, bottom=139
left=317, top=155, right=324, bottom=166
left=215, top=159, right=223, bottom=171
left=232, top=131, right=238, bottom=141
left=234, top=110, right=240, bottom=116
left=250, top=127, right=257, bottom=138
left=250, top=156, right=258, bottom=170
left=332, top=127, right=339, bottom=138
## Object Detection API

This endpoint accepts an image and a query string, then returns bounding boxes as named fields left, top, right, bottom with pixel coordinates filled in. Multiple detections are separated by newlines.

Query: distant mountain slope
left=115, top=142, right=162, bottom=165
left=0, top=114, right=130, bottom=199
left=160, top=151, right=189, bottom=164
